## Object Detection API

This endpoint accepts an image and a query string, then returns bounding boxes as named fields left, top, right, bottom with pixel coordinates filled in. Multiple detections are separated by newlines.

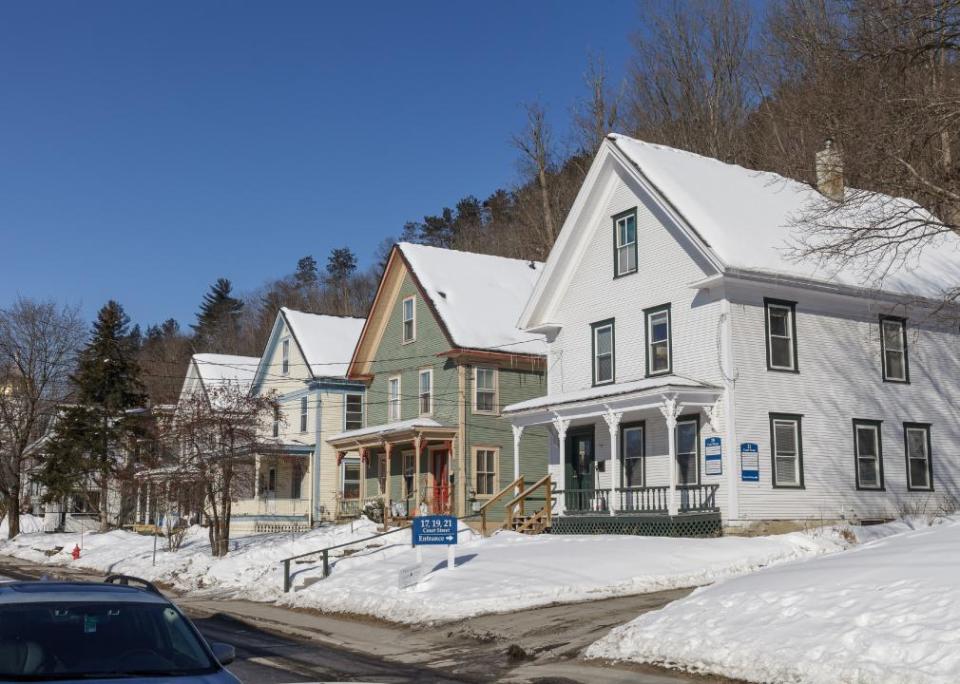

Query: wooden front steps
left=479, top=475, right=553, bottom=536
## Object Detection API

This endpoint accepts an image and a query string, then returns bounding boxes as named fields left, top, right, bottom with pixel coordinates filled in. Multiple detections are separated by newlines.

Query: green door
left=566, top=428, right=595, bottom=511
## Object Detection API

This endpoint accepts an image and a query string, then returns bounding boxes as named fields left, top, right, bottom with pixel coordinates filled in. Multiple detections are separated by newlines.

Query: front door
left=431, top=450, right=450, bottom=514
left=566, top=428, right=595, bottom=510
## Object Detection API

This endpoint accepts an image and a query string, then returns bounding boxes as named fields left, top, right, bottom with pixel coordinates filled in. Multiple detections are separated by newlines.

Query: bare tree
left=573, top=55, right=624, bottom=156
left=513, top=102, right=560, bottom=254
left=0, top=298, right=84, bottom=538
left=169, top=384, right=278, bottom=557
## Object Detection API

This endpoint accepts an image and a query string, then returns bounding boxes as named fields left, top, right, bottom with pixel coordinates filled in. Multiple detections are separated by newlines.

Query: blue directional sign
left=412, top=515, right=458, bottom=546
left=740, top=442, right=760, bottom=482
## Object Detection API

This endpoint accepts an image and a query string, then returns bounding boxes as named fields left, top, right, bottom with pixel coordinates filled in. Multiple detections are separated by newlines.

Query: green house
left=327, top=243, right=549, bottom=524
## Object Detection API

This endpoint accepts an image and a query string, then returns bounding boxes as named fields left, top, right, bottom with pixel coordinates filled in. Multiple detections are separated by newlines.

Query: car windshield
left=0, top=601, right=217, bottom=680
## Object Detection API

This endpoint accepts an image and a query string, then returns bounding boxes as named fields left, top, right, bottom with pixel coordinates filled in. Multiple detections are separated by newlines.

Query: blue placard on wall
left=740, top=442, right=760, bottom=481
left=412, top=515, right=458, bottom=546
left=704, top=436, right=722, bottom=476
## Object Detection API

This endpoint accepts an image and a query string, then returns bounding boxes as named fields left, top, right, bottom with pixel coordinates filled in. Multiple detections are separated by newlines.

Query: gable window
left=418, top=369, right=432, bottom=416
left=474, top=447, right=499, bottom=496
left=272, top=405, right=280, bottom=438
left=474, top=367, right=498, bottom=414
left=770, top=413, right=804, bottom=488
left=853, top=419, right=883, bottom=490
left=621, top=422, right=645, bottom=488
left=880, top=316, right=909, bottom=382
left=645, top=305, right=671, bottom=376
left=613, top=209, right=638, bottom=277
left=388, top=376, right=401, bottom=422
left=591, top=319, right=615, bottom=386
left=342, top=459, right=360, bottom=499
left=281, top=339, right=290, bottom=375
left=765, top=299, right=798, bottom=372
left=345, top=393, right=364, bottom=431
left=402, top=296, right=416, bottom=343
left=675, top=417, right=699, bottom=486
left=299, top=396, right=309, bottom=433
left=904, top=423, right=933, bottom=491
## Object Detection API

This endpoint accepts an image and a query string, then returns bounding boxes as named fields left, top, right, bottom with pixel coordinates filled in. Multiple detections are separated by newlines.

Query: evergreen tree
left=295, top=256, right=318, bottom=289
left=325, top=248, right=357, bottom=315
left=41, top=301, right=147, bottom=531
left=191, top=278, right=244, bottom=353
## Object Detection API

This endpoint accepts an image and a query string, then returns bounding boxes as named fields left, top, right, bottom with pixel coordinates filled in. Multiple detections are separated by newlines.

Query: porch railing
left=677, top=483, right=719, bottom=512
left=616, top=486, right=669, bottom=513
left=558, top=488, right=610, bottom=514
left=559, top=484, right=720, bottom=515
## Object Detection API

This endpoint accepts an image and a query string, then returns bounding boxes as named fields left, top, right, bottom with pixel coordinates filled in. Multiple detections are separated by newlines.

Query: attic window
left=281, top=339, right=290, bottom=375
left=402, top=296, right=416, bottom=344
left=613, top=208, right=638, bottom=277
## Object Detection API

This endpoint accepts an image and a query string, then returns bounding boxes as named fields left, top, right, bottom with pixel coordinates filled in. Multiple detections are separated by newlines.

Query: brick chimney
left=815, top=138, right=844, bottom=201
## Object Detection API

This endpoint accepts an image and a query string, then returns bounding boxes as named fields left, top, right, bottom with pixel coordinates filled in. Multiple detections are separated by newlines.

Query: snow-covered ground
left=0, top=517, right=871, bottom=625
left=0, top=514, right=45, bottom=536
left=588, top=517, right=959, bottom=684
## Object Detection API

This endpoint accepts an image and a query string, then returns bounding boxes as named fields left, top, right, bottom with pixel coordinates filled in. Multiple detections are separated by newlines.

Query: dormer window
left=402, top=296, right=416, bottom=343
left=613, top=209, right=638, bottom=277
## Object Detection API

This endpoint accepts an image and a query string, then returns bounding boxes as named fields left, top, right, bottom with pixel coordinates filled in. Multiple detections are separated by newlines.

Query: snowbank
left=0, top=514, right=45, bottom=537
left=587, top=517, right=959, bottom=683
left=0, top=518, right=876, bottom=625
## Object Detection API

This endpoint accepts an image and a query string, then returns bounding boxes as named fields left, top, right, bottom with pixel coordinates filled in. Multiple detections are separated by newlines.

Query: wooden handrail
left=478, top=476, right=524, bottom=536
left=505, top=475, right=552, bottom=532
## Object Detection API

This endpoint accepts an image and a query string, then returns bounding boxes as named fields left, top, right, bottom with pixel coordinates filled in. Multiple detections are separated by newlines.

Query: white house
left=503, top=133, right=960, bottom=534
left=239, top=308, right=366, bottom=532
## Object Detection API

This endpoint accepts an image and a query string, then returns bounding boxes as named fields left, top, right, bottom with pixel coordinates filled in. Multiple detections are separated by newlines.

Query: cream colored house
left=237, top=308, right=365, bottom=532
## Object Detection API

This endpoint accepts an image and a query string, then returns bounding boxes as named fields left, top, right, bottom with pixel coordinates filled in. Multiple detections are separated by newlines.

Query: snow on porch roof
left=503, top=375, right=720, bottom=415
left=327, top=417, right=450, bottom=444
left=398, top=242, right=547, bottom=356
left=609, top=134, right=960, bottom=300
left=281, top=308, right=366, bottom=379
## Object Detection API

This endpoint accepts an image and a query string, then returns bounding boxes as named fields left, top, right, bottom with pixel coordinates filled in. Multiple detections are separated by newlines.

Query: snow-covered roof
left=282, top=308, right=365, bottom=378
left=609, top=134, right=960, bottom=299
left=398, top=243, right=547, bottom=356
left=503, top=375, right=719, bottom=415
left=328, top=418, right=448, bottom=444
left=192, top=354, right=259, bottom=394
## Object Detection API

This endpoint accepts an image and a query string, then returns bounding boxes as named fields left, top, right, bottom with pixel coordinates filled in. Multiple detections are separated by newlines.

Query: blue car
left=0, top=575, right=241, bottom=683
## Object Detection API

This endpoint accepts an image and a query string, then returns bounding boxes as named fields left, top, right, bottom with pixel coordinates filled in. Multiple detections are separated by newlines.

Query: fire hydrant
left=71, top=544, right=81, bottom=560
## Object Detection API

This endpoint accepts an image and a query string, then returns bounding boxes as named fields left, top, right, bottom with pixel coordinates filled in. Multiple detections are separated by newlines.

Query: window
left=403, top=451, right=415, bottom=498
left=418, top=368, right=432, bottom=416
left=299, top=396, right=308, bottom=433
left=345, top=393, right=363, bottom=430
left=675, top=417, right=699, bottom=485
left=388, top=376, right=401, bottom=422
left=272, top=405, right=280, bottom=438
left=880, top=316, right=909, bottom=382
left=765, top=299, right=798, bottom=372
left=613, top=208, right=638, bottom=276
left=402, top=296, right=416, bottom=343
left=342, top=459, right=360, bottom=499
left=770, top=414, right=804, bottom=488
left=291, top=461, right=304, bottom=499
left=645, top=305, right=672, bottom=376
left=591, top=319, right=615, bottom=386
left=474, top=447, right=498, bottom=496
left=853, top=420, right=884, bottom=490
left=905, top=423, right=933, bottom=491
left=621, top=423, right=645, bottom=488
left=377, top=454, right=387, bottom=495
left=266, top=467, right=277, bottom=493
left=474, top=367, right=498, bottom=413
left=281, top=339, right=290, bottom=375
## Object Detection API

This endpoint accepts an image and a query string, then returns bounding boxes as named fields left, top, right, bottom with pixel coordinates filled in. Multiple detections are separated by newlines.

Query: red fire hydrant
left=71, top=544, right=81, bottom=560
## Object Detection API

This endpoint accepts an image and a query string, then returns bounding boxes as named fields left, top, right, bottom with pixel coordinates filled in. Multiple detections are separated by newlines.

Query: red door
left=431, top=451, right=450, bottom=514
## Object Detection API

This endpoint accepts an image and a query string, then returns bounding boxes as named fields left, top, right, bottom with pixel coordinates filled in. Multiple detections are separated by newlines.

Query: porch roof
left=327, top=418, right=457, bottom=449
left=503, top=375, right=722, bottom=423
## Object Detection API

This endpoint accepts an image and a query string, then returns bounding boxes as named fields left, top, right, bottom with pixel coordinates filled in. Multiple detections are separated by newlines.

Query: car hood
left=9, top=672, right=242, bottom=684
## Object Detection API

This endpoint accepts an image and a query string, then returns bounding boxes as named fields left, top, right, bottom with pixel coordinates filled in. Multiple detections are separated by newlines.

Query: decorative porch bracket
left=659, top=394, right=682, bottom=516
left=551, top=415, right=570, bottom=514
left=703, top=397, right=722, bottom=433
left=602, top=407, right=622, bottom=515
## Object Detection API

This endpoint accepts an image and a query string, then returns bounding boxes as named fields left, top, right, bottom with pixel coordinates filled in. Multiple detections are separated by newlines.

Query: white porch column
left=603, top=409, right=622, bottom=515
left=511, top=424, right=524, bottom=495
left=552, top=416, right=569, bottom=515
left=660, top=395, right=681, bottom=516
left=134, top=481, right=142, bottom=524
left=413, top=433, right=422, bottom=514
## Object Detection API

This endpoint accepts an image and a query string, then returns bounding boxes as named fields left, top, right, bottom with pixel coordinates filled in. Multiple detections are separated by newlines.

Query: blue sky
left=1, top=1, right=640, bottom=327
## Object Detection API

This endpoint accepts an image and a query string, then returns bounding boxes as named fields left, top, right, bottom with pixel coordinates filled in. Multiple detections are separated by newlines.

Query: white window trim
left=593, top=322, right=615, bottom=385
left=272, top=405, right=280, bottom=438
left=340, top=457, right=361, bottom=499
left=621, top=424, right=645, bottom=488
left=299, top=396, right=308, bottom=434
left=854, top=421, right=883, bottom=490
left=472, top=445, right=500, bottom=498
left=401, top=296, right=416, bottom=344
left=388, top=375, right=402, bottom=422
left=472, top=366, right=499, bottom=415
left=766, top=302, right=796, bottom=371
left=771, top=416, right=802, bottom=488
left=344, top=393, right=364, bottom=431
left=418, top=368, right=433, bottom=416
left=281, top=338, right=290, bottom=375
left=674, top=418, right=699, bottom=486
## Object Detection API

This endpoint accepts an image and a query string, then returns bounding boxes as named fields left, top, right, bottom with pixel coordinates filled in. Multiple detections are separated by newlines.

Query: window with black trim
left=621, top=422, right=645, bottom=488
left=591, top=319, right=615, bottom=385
left=765, top=299, right=798, bottom=372
left=675, top=417, right=699, bottom=485
left=644, top=305, right=671, bottom=376
left=880, top=316, right=909, bottom=382
left=853, top=419, right=883, bottom=490
left=905, top=423, right=933, bottom=491
left=770, top=413, right=803, bottom=488
left=613, top=209, right=638, bottom=277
